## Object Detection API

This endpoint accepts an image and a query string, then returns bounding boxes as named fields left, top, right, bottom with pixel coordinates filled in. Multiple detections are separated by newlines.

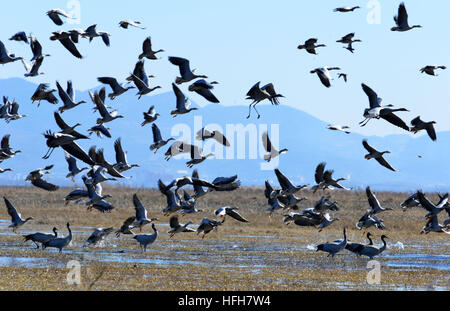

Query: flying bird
left=391, top=2, right=422, bottom=32
left=297, top=38, right=326, bottom=55
left=410, top=117, right=437, bottom=141
left=246, top=82, right=284, bottom=119
left=362, top=140, right=397, bottom=172
left=188, top=79, right=220, bottom=103
left=47, top=9, right=72, bottom=26
left=168, top=56, right=208, bottom=84
left=310, top=67, right=341, bottom=88
left=262, top=131, right=288, bottom=162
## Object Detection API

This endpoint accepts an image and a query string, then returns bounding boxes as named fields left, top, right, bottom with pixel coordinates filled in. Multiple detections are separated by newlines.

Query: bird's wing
left=142, top=37, right=152, bottom=52
left=98, top=77, right=120, bottom=92
left=1, top=135, right=11, bottom=150
left=67, top=80, right=74, bottom=101
left=62, top=142, right=95, bottom=166
left=212, top=130, right=230, bottom=147
left=58, top=38, right=83, bottom=59
left=274, top=169, right=293, bottom=190
left=397, top=3, right=409, bottom=27
left=426, top=124, right=437, bottom=141
left=101, top=33, right=110, bottom=47
left=195, top=88, right=219, bottom=103
left=56, top=81, right=72, bottom=105
left=65, top=152, right=77, bottom=172
left=375, top=156, right=397, bottom=172
left=129, top=73, right=148, bottom=90
left=227, top=208, right=249, bottom=222
left=133, top=194, right=147, bottom=220
left=362, top=140, right=377, bottom=153
left=168, top=56, right=190, bottom=76
left=172, top=83, right=187, bottom=110
left=31, top=178, right=59, bottom=191
left=366, top=187, right=381, bottom=211
left=262, top=131, right=272, bottom=153
left=48, top=12, right=64, bottom=25
left=315, top=162, right=326, bottom=183
left=169, top=216, right=180, bottom=228
left=316, top=70, right=331, bottom=88
left=114, top=138, right=127, bottom=164
left=416, top=191, right=436, bottom=212
left=381, top=113, right=410, bottom=131
left=246, top=82, right=261, bottom=98
left=4, top=197, right=21, bottom=223
left=361, top=83, right=380, bottom=108
left=152, top=124, right=163, bottom=142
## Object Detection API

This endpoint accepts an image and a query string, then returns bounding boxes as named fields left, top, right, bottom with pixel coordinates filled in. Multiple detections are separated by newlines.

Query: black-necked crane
left=316, top=228, right=347, bottom=257
left=132, top=193, right=158, bottom=232
left=23, top=227, right=58, bottom=249
left=43, top=223, right=73, bottom=253
left=246, top=82, right=284, bottom=119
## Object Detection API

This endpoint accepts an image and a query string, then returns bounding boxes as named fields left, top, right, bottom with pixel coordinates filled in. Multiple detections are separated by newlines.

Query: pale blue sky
left=0, top=0, right=449, bottom=136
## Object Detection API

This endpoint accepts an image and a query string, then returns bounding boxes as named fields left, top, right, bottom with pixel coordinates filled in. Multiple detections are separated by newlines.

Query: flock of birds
left=0, top=3, right=449, bottom=259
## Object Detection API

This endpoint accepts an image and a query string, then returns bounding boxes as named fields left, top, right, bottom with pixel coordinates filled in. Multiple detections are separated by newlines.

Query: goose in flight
left=88, top=124, right=112, bottom=139
left=416, top=191, right=448, bottom=220
left=366, top=186, right=393, bottom=214
left=211, top=175, right=241, bottom=192
left=278, top=194, right=307, bottom=211
left=0, top=40, right=23, bottom=65
left=362, top=140, right=397, bottom=172
left=0, top=135, right=22, bottom=161
left=119, top=20, right=146, bottom=29
left=26, top=165, right=59, bottom=192
left=262, top=131, right=288, bottom=162
left=314, top=196, right=341, bottom=212
left=9, top=31, right=28, bottom=43
left=43, top=223, right=72, bottom=253
left=246, top=82, right=284, bottom=119
left=150, top=123, right=175, bottom=154
left=188, top=79, right=220, bottom=103
left=360, top=83, right=410, bottom=131
left=139, top=37, right=164, bottom=60
left=196, top=127, right=230, bottom=147
left=141, top=106, right=160, bottom=127
left=168, top=216, right=195, bottom=238
left=264, top=180, right=285, bottom=217
left=23, top=227, right=58, bottom=249
left=42, top=130, right=95, bottom=166
left=56, top=80, right=86, bottom=113
left=0, top=168, right=13, bottom=174
left=115, top=216, right=136, bottom=237
left=358, top=235, right=388, bottom=259
left=64, top=188, right=88, bottom=206
left=90, top=91, right=124, bottom=124
left=171, top=83, right=198, bottom=117
left=113, top=138, right=140, bottom=173
left=84, top=227, right=114, bottom=246
left=181, top=143, right=214, bottom=168
left=356, top=210, right=386, bottom=230
left=131, top=74, right=161, bottom=99
left=127, top=60, right=154, bottom=87
left=338, top=73, right=348, bottom=82
left=82, top=24, right=111, bottom=46
left=334, top=6, right=360, bottom=12
left=316, top=228, right=347, bottom=257
left=336, top=33, right=361, bottom=53
left=31, top=83, right=58, bottom=107
left=132, top=194, right=158, bottom=232
left=49, top=31, right=83, bottom=59
left=310, top=67, right=341, bottom=88
left=410, top=117, right=437, bottom=141
left=168, top=56, right=208, bottom=84
left=311, top=162, right=348, bottom=192
left=83, top=177, right=112, bottom=210
left=326, top=124, right=350, bottom=134
left=391, top=3, right=422, bottom=32
left=133, top=224, right=158, bottom=252
left=65, top=152, right=89, bottom=182
left=191, top=170, right=208, bottom=199
left=4, top=197, right=33, bottom=233
left=421, top=215, right=449, bottom=234
left=54, top=112, right=89, bottom=140
left=159, top=179, right=183, bottom=216
left=214, top=207, right=249, bottom=223
left=297, top=38, right=326, bottom=55
left=166, top=174, right=216, bottom=192
left=420, top=65, right=446, bottom=76
left=317, top=213, right=339, bottom=232
left=401, top=193, right=420, bottom=211
left=30, top=35, right=51, bottom=61
left=274, top=168, right=308, bottom=196
left=196, top=218, right=223, bottom=239
left=97, top=77, right=135, bottom=100
left=128, top=73, right=161, bottom=99
left=85, top=165, right=118, bottom=187
left=21, top=56, right=45, bottom=77
left=47, top=9, right=72, bottom=25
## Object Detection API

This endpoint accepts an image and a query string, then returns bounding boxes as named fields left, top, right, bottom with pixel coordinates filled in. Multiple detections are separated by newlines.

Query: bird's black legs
left=42, top=147, right=55, bottom=159
left=252, top=103, right=261, bottom=119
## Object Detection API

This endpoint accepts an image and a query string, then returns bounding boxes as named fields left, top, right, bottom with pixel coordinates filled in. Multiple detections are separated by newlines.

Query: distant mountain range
left=0, top=78, right=448, bottom=192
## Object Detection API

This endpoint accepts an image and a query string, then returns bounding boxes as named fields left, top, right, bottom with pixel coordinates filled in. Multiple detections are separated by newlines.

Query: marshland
left=0, top=186, right=448, bottom=291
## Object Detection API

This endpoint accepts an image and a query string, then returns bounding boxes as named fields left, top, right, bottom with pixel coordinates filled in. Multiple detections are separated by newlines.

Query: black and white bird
left=168, top=56, right=208, bottom=84
left=47, top=9, right=72, bottom=26
left=188, top=79, right=220, bottom=103
left=139, top=37, right=164, bottom=60
left=171, top=83, right=198, bottom=117
left=410, top=117, right=437, bottom=141
left=196, top=127, right=230, bottom=147
left=26, top=165, right=59, bottom=192
left=119, top=20, right=146, bottom=30
left=214, top=207, right=249, bottom=223
left=310, top=67, right=341, bottom=88
left=141, top=106, right=160, bottom=127
left=132, top=194, right=158, bottom=232
left=246, top=82, right=284, bottom=119
left=261, top=131, right=288, bottom=162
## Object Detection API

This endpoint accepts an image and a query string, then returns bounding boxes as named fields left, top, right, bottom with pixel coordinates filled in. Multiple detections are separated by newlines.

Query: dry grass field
left=0, top=186, right=448, bottom=291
